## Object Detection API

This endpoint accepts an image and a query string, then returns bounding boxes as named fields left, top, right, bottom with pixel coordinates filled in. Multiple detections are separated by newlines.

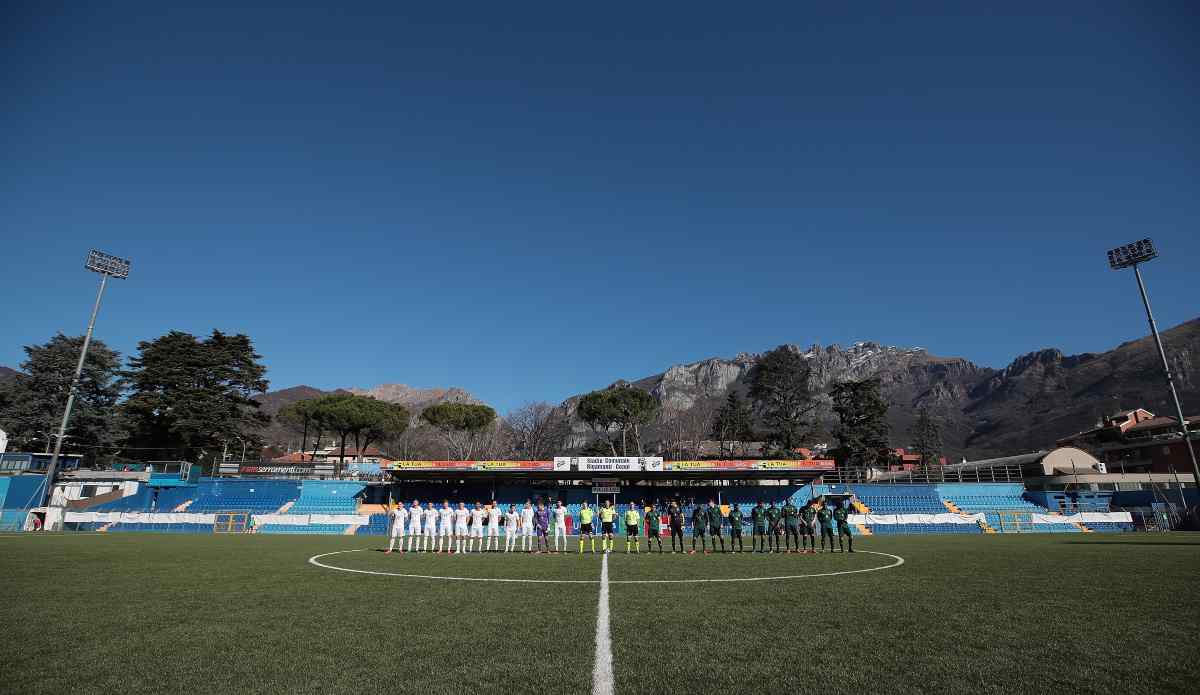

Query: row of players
left=383, top=498, right=856, bottom=554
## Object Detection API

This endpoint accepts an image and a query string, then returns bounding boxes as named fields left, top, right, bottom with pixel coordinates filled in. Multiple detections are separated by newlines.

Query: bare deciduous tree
left=505, top=402, right=571, bottom=460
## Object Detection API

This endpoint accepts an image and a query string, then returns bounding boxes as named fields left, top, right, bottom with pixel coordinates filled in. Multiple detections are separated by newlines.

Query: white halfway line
left=593, top=553, right=614, bottom=695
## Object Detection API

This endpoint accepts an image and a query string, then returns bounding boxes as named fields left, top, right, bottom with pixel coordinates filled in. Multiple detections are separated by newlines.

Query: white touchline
left=593, top=552, right=614, bottom=695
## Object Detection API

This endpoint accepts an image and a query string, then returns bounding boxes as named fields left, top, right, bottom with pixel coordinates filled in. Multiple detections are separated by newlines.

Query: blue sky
left=3, top=2, right=1197, bottom=413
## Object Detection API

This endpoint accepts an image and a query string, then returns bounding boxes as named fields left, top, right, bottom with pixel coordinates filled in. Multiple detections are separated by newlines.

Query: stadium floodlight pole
left=40, top=250, right=131, bottom=523
left=1107, top=239, right=1197, bottom=513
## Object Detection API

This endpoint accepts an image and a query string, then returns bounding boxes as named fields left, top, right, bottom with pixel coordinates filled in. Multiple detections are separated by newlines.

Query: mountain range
left=252, top=383, right=483, bottom=447
left=598, top=317, right=1198, bottom=460
left=251, top=317, right=1198, bottom=460
left=7, top=320, right=1195, bottom=461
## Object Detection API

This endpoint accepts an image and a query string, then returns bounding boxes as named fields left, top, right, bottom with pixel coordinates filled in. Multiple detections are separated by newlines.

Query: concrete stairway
left=944, top=499, right=996, bottom=533
left=850, top=499, right=873, bottom=536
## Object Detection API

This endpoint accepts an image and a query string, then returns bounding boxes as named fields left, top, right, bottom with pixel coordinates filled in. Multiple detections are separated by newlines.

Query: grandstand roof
left=384, top=459, right=835, bottom=482
left=942, top=447, right=1103, bottom=477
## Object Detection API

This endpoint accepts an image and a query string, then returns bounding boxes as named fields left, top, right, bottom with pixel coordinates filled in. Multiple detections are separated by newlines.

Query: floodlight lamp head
left=1106, top=238, right=1157, bottom=270
left=85, top=249, right=131, bottom=278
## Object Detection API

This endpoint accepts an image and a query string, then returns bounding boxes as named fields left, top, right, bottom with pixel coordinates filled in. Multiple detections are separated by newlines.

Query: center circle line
left=307, top=549, right=904, bottom=584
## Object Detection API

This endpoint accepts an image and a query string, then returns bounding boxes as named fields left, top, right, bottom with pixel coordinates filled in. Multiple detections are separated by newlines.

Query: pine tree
left=711, top=391, right=754, bottom=456
left=830, top=377, right=890, bottom=468
left=122, top=330, right=270, bottom=462
left=0, top=334, right=124, bottom=463
left=910, top=406, right=943, bottom=470
left=748, top=347, right=816, bottom=458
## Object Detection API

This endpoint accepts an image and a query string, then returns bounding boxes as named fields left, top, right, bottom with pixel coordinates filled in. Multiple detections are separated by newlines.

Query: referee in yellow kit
left=623, top=503, right=641, bottom=554
left=578, top=502, right=597, bottom=553
left=598, top=500, right=617, bottom=553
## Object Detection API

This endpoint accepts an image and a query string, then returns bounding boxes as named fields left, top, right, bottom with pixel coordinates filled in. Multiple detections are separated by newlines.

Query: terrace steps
left=171, top=500, right=193, bottom=513
left=1049, top=510, right=1092, bottom=533
left=944, top=499, right=995, bottom=533
left=851, top=499, right=873, bottom=536
left=275, top=500, right=294, bottom=514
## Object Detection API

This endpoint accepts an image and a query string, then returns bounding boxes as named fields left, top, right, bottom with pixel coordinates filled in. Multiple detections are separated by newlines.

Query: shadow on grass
left=1065, top=540, right=1200, bottom=546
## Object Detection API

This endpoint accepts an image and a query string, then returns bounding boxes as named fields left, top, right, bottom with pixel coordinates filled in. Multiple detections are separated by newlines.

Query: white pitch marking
left=307, top=549, right=904, bottom=584
left=308, top=550, right=600, bottom=583
left=592, top=553, right=614, bottom=695
left=0, top=532, right=109, bottom=538
left=611, top=551, right=905, bottom=584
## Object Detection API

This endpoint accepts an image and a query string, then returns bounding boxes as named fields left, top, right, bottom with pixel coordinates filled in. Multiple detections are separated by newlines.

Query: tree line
left=0, top=331, right=270, bottom=468
left=1, top=334, right=942, bottom=470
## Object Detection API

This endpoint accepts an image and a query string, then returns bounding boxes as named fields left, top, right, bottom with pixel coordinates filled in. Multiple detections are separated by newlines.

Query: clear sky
left=3, top=2, right=1198, bottom=413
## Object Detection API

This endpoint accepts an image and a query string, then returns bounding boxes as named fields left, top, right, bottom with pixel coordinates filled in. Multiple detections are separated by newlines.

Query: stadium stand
left=188, top=479, right=301, bottom=513
left=12, top=472, right=1143, bottom=535
left=257, top=480, right=366, bottom=534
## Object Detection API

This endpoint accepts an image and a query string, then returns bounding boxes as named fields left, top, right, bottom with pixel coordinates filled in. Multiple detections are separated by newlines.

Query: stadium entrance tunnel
left=308, top=548, right=904, bottom=584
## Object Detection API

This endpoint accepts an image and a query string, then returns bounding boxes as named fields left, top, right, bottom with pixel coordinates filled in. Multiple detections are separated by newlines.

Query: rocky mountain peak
left=346, top=384, right=481, bottom=409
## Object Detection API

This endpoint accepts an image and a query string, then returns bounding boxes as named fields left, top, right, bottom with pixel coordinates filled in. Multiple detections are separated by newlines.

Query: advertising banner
left=240, top=464, right=335, bottom=476
left=553, top=457, right=664, bottom=472
left=388, top=460, right=554, bottom=472
left=664, top=459, right=836, bottom=472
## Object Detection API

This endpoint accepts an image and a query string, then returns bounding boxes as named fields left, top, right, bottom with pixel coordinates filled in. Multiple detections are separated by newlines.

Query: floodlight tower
left=1106, top=239, right=1198, bottom=511
left=40, top=250, right=131, bottom=518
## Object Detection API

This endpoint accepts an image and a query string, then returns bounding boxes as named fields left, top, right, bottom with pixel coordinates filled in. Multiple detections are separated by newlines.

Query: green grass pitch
left=1, top=533, right=1197, bottom=694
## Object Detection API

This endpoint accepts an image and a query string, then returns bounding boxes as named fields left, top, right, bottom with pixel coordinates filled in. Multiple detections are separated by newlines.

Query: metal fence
left=820, top=465, right=1025, bottom=485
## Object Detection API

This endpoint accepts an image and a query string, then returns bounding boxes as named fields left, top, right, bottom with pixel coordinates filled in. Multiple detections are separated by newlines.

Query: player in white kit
left=552, top=500, right=568, bottom=553
left=468, top=502, right=486, bottom=552
left=520, top=501, right=535, bottom=552
left=385, top=503, right=408, bottom=554
left=422, top=504, right=437, bottom=550
left=437, top=500, right=454, bottom=553
left=406, top=501, right=422, bottom=552
left=504, top=504, right=520, bottom=552
left=454, top=502, right=470, bottom=554
left=485, top=502, right=501, bottom=552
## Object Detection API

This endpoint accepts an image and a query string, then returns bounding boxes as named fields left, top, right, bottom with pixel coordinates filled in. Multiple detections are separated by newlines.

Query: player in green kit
left=799, top=501, right=817, bottom=553
left=816, top=503, right=835, bottom=552
left=727, top=504, right=745, bottom=552
left=750, top=501, right=768, bottom=553
left=668, top=502, right=685, bottom=553
left=833, top=500, right=854, bottom=552
left=707, top=499, right=725, bottom=553
left=765, top=501, right=782, bottom=553
left=645, top=503, right=663, bottom=553
left=690, top=502, right=708, bottom=554
left=782, top=499, right=800, bottom=553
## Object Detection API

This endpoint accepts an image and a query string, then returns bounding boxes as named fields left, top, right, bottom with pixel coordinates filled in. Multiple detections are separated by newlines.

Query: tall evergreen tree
left=748, top=346, right=815, bottom=458
left=831, top=377, right=891, bottom=468
left=711, top=391, right=754, bottom=456
left=910, top=406, right=943, bottom=469
left=122, top=330, right=270, bottom=462
left=0, top=334, right=124, bottom=463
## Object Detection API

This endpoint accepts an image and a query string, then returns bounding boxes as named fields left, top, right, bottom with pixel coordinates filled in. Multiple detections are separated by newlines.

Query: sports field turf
left=2, top=533, right=1197, bottom=694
